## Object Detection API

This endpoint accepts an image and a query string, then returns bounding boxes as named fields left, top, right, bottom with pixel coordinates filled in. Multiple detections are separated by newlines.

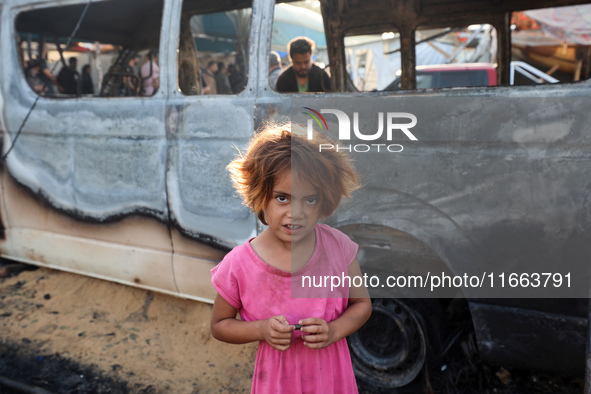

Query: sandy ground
left=0, top=265, right=585, bottom=393
left=0, top=266, right=257, bottom=393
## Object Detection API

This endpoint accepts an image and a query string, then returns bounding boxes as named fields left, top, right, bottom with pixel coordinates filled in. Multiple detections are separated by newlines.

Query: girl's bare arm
left=211, top=294, right=294, bottom=351
left=300, top=258, right=372, bottom=348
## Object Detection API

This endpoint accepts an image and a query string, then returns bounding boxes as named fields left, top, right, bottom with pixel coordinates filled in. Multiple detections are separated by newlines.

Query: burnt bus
left=1, top=0, right=590, bottom=391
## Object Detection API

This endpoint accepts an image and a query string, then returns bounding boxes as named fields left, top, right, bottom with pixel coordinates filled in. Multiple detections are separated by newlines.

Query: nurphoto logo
left=303, top=107, right=418, bottom=153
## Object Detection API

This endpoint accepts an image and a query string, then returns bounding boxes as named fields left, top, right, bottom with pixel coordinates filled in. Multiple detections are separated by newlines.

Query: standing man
left=57, top=57, right=80, bottom=95
left=276, top=37, right=330, bottom=93
left=215, top=62, right=232, bottom=94
left=81, top=65, right=95, bottom=95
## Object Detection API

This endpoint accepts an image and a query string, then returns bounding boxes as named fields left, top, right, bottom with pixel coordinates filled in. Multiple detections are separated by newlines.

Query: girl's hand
left=299, top=318, right=335, bottom=349
left=211, top=296, right=297, bottom=350
left=263, top=315, right=294, bottom=352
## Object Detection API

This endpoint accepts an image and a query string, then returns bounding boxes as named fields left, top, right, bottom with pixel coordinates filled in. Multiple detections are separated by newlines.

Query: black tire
left=349, top=298, right=446, bottom=393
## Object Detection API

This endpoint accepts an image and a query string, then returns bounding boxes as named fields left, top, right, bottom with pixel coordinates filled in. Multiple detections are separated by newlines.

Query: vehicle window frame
left=13, top=0, right=166, bottom=100
left=176, top=1, right=254, bottom=97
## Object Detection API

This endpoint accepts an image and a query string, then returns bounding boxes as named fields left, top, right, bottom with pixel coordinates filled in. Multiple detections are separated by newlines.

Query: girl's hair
left=227, top=122, right=360, bottom=224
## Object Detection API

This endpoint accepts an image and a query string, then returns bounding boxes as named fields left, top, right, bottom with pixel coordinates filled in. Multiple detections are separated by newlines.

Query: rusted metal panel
left=470, top=301, right=587, bottom=375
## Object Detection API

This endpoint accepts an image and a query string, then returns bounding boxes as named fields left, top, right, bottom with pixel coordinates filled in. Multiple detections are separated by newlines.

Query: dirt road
left=0, top=266, right=257, bottom=393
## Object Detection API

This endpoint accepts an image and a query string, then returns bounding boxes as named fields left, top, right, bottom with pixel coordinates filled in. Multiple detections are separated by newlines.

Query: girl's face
left=262, top=170, right=320, bottom=247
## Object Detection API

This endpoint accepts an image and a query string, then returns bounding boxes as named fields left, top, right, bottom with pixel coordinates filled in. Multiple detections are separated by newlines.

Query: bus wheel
left=348, top=298, right=444, bottom=393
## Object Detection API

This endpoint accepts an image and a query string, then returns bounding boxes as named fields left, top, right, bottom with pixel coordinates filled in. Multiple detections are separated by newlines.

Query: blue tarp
left=192, top=5, right=326, bottom=54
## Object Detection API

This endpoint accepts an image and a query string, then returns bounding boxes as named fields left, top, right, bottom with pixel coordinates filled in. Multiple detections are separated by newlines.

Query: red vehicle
left=384, top=62, right=497, bottom=90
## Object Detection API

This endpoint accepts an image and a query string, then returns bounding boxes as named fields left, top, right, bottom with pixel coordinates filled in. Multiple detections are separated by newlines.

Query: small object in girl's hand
left=293, top=324, right=302, bottom=330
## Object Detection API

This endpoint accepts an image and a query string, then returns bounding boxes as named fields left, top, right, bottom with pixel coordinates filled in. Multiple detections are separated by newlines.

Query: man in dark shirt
left=215, top=62, right=232, bottom=94
left=57, top=57, right=80, bottom=95
left=276, top=37, right=330, bottom=93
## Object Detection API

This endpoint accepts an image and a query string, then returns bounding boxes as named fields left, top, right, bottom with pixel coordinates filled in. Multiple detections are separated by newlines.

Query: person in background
left=215, top=61, right=232, bottom=94
left=276, top=37, right=330, bottom=93
left=202, top=60, right=218, bottom=95
left=140, top=51, right=160, bottom=96
left=228, top=63, right=248, bottom=93
left=38, top=45, right=62, bottom=94
left=81, top=65, right=94, bottom=95
left=26, top=59, right=47, bottom=95
left=120, top=53, right=141, bottom=96
left=57, top=57, right=80, bottom=95
left=268, top=51, right=283, bottom=89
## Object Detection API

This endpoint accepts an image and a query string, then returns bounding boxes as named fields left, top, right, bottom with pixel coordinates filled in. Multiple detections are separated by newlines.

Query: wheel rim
left=349, top=298, right=427, bottom=388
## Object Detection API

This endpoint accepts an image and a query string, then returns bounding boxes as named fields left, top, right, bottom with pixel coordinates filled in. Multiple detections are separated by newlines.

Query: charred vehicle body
left=1, top=0, right=590, bottom=391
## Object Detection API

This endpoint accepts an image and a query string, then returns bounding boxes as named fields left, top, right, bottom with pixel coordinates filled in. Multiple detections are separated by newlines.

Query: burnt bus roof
left=14, top=0, right=163, bottom=48
left=324, top=0, right=590, bottom=27
left=13, top=0, right=588, bottom=48
left=13, top=0, right=255, bottom=49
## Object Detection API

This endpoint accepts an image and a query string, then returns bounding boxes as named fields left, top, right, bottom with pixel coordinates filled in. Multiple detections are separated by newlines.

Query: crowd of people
left=24, top=46, right=95, bottom=96
left=25, top=35, right=328, bottom=97
left=201, top=60, right=245, bottom=95
left=197, top=35, right=330, bottom=95
left=24, top=48, right=160, bottom=98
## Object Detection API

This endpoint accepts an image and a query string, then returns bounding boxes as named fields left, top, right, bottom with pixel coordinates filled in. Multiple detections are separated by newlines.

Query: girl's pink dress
left=211, top=224, right=359, bottom=393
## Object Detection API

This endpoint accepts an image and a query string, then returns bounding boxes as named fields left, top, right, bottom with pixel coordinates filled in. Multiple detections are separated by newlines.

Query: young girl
left=210, top=123, right=372, bottom=393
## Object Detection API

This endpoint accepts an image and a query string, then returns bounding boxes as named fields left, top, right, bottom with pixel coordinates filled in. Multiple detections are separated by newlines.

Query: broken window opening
left=178, top=1, right=253, bottom=96
left=511, top=5, right=591, bottom=85
left=344, top=32, right=402, bottom=92
left=377, top=24, right=498, bottom=91
left=271, top=1, right=330, bottom=93
left=15, top=0, right=164, bottom=98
